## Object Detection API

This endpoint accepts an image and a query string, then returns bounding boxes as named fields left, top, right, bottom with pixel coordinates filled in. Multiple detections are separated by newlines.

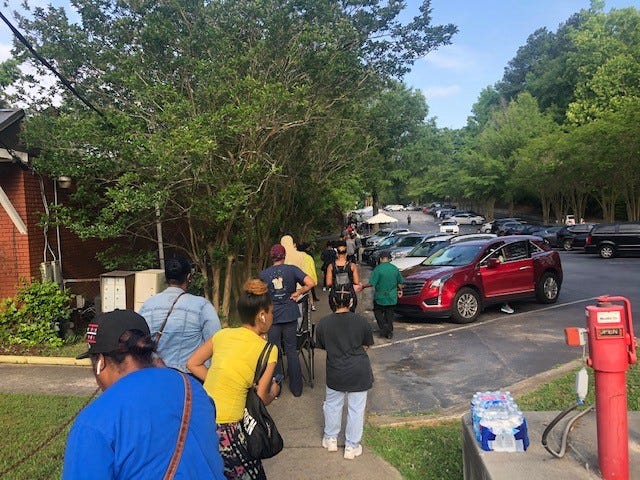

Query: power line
left=0, top=10, right=107, bottom=119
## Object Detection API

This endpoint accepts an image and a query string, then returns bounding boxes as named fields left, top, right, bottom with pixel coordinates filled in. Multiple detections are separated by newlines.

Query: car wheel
left=562, top=239, right=573, bottom=251
left=599, top=244, right=615, bottom=259
left=451, top=288, right=481, bottom=324
left=536, top=271, right=560, bottom=304
left=471, top=220, right=477, bottom=225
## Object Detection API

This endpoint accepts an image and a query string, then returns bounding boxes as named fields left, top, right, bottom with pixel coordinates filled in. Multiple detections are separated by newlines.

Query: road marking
left=369, top=297, right=598, bottom=350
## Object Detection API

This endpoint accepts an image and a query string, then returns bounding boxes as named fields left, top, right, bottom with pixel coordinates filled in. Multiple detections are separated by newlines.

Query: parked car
left=395, top=236, right=563, bottom=323
left=556, top=223, right=596, bottom=251
left=490, top=218, right=522, bottom=234
left=365, top=228, right=410, bottom=246
left=361, top=232, right=416, bottom=265
left=369, top=233, right=427, bottom=266
left=440, top=219, right=459, bottom=234
left=391, top=233, right=497, bottom=271
left=584, top=222, right=640, bottom=259
left=384, top=204, right=405, bottom=211
left=497, top=221, right=527, bottom=236
left=437, top=208, right=457, bottom=219
left=529, top=226, right=563, bottom=248
left=449, top=213, right=485, bottom=225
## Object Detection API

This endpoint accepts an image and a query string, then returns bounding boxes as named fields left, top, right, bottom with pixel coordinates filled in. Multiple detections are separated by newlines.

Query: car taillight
left=586, top=235, right=592, bottom=246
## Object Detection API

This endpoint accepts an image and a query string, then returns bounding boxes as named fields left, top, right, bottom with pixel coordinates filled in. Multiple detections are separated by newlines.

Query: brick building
left=0, top=109, right=105, bottom=301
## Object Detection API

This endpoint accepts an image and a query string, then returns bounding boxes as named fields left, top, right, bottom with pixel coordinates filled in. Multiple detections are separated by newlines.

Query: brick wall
left=0, top=165, right=107, bottom=301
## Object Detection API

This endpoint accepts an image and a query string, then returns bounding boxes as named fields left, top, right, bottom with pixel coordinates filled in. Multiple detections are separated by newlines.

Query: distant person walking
left=259, top=244, right=315, bottom=397
left=407, top=214, right=411, bottom=226
left=366, top=251, right=403, bottom=339
left=298, top=242, right=320, bottom=310
left=320, top=241, right=337, bottom=292
left=64, top=310, right=226, bottom=480
left=316, top=289, right=374, bottom=460
left=139, top=256, right=221, bottom=374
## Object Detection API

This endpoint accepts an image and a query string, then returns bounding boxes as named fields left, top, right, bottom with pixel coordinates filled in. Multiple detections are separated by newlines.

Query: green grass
left=0, top=363, right=638, bottom=479
left=366, top=362, right=640, bottom=479
left=0, top=393, right=91, bottom=479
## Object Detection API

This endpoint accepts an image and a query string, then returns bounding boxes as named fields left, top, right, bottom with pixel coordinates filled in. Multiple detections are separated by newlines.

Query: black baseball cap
left=76, top=310, right=150, bottom=359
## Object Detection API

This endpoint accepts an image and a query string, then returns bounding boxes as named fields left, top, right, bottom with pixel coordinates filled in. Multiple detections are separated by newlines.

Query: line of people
left=63, top=232, right=385, bottom=479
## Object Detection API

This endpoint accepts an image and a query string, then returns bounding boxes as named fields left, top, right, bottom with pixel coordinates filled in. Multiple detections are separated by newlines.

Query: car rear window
left=618, top=223, right=640, bottom=233
left=594, top=224, right=616, bottom=234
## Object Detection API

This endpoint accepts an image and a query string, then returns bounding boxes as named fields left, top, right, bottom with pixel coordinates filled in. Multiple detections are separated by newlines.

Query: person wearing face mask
left=187, top=279, right=281, bottom=480
left=63, top=310, right=226, bottom=480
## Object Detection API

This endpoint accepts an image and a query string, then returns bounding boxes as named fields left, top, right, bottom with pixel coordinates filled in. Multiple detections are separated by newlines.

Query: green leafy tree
left=10, top=0, right=456, bottom=316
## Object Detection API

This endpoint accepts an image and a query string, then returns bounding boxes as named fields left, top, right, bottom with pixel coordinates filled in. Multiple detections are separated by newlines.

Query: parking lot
left=359, top=210, right=640, bottom=414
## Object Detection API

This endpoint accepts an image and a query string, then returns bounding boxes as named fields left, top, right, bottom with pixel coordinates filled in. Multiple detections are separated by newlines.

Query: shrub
left=0, top=280, right=72, bottom=347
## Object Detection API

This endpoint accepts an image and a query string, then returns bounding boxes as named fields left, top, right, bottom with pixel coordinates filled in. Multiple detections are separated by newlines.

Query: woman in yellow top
left=188, top=279, right=280, bottom=480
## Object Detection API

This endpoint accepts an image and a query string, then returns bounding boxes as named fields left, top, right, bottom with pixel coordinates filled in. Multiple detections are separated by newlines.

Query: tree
left=8, top=0, right=456, bottom=316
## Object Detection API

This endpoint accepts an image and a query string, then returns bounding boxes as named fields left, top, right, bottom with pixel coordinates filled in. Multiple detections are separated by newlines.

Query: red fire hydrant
left=584, top=296, right=637, bottom=480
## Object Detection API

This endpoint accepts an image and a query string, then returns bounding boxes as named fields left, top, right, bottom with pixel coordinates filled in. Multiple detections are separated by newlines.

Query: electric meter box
left=100, top=271, right=135, bottom=313
left=134, top=269, right=167, bottom=311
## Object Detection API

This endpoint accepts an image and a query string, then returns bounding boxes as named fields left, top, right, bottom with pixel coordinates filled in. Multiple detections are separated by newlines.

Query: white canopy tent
left=365, top=212, right=399, bottom=224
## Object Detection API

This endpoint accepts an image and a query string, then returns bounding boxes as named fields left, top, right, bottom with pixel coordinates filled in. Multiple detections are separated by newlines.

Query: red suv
left=395, top=236, right=563, bottom=323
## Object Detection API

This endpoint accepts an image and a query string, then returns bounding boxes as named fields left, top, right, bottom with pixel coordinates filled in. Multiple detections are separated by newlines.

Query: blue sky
left=1, top=0, right=638, bottom=129
left=403, top=0, right=639, bottom=128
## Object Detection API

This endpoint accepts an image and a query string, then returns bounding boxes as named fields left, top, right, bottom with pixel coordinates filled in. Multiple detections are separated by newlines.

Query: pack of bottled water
left=470, top=391, right=529, bottom=452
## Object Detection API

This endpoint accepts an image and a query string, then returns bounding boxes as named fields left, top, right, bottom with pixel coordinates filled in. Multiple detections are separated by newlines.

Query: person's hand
left=397, top=289, right=403, bottom=298
left=354, top=283, right=363, bottom=293
left=270, top=378, right=282, bottom=399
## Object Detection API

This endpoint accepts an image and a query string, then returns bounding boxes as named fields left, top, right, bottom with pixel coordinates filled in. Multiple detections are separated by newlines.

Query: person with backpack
left=326, top=241, right=362, bottom=312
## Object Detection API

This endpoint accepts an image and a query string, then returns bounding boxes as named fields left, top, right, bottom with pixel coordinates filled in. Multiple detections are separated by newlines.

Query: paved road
left=359, top=210, right=640, bottom=414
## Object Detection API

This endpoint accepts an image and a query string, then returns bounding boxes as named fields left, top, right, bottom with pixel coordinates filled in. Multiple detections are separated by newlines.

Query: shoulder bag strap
left=154, top=292, right=186, bottom=345
left=253, top=343, right=274, bottom=385
left=163, top=373, right=193, bottom=480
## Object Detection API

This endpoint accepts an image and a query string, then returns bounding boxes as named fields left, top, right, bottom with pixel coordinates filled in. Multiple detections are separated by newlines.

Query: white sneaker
left=322, top=437, right=338, bottom=452
left=343, top=444, right=362, bottom=459
left=501, top=304, right=515, bottom=314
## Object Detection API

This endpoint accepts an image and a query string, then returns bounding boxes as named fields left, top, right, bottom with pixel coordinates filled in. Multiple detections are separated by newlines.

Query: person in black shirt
left=315, top=289, right=374, bottom=460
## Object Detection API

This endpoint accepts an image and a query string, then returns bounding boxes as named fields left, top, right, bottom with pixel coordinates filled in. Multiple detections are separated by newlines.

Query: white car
left=450, top=213, right=485, bottom=225
left=384, top=204, right=405, bottom=212
left=439, top=219, right=459, bottom=234
left=480, top=221, right=493, bottom=233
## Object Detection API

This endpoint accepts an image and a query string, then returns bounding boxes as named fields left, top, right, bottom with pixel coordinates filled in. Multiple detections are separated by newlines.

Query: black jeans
left=373, top=301, right=395, bottom=336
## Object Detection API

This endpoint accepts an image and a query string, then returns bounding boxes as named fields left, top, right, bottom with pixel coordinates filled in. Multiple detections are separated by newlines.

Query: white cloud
left=423, top=45, right=477, bottom=72
left=422, top=85, right=461, bottom=99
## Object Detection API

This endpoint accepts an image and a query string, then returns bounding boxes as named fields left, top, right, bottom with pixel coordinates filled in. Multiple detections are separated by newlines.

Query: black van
left=584, top=222, right=640, bottom=258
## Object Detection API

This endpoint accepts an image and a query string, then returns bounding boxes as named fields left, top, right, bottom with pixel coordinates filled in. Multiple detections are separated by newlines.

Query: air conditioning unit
left=134, top=269, right=167, bottom=312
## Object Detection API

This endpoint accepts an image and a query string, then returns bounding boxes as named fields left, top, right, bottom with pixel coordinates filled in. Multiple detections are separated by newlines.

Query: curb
left=366, top=358, right=585, bottom=428
left=0, top=355, right=90, bottom=366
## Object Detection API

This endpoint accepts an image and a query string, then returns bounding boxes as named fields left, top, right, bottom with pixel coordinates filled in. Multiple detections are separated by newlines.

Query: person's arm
left=325, top=263, right=333, bottom=288
left=201, top=301, right=222, bottom=340
left=256, top=359, right=280, bottom=405
left=351, top=263, right=363, bottom=292
left=63, top=422, right=114, bottom=480
left=291, top=274, right=316, bottom=301
left=186, top=337, right=213, bottom=381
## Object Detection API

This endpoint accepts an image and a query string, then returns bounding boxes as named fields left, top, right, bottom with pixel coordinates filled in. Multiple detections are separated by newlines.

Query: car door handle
left=519, top=266, right=532, bottom=270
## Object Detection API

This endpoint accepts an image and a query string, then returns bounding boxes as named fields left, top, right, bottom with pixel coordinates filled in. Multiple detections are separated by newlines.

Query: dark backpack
left=332, top=261, right=353, bottom=290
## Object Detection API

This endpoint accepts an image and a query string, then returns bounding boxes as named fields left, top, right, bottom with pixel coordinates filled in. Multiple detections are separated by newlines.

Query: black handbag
left=241, top=343, right=284, bottom=459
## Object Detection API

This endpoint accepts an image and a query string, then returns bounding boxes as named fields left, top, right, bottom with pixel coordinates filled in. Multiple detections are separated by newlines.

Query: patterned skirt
left=217, top=422, right=266, bottom=480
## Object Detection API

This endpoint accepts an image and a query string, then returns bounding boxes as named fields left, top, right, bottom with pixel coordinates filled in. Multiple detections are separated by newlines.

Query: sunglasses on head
left=337, top=249, right=347, bottom=254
